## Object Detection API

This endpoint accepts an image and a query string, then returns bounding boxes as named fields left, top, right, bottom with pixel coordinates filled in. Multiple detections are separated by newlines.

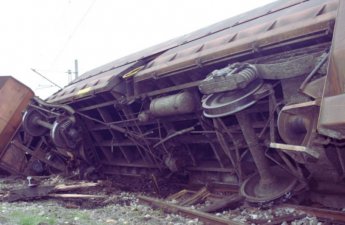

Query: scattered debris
left=200, top=194, right=244, bottom=213
left=2, top=176, right=345, bottom=225
left=179, top=187, right=210, bottom=206
left=1, top=180, right=104, bottom=202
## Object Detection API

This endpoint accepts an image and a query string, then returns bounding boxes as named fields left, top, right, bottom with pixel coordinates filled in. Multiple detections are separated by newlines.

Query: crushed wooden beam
left=166, top=189, right=189, bottom=201
left=2, top=181, right=103, bottom=202
left=54, top=182, right=101, bottom=191
left=48, top=193, right=106, bottom=199
left=180, top=187, right=209, bottom=206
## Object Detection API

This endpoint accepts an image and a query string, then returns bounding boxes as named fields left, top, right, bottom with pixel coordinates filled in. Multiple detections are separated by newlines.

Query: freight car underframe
left=17, top=41, right=345, bottom=208
left=14, top=1, right=345, bottom=208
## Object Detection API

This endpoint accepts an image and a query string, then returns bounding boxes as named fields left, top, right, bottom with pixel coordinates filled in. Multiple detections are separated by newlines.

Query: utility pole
left=66, top=59, right=79, bottom=83
left=67, top=69, right=72, bottom=83
left=74, top=59, right=79, bottom=79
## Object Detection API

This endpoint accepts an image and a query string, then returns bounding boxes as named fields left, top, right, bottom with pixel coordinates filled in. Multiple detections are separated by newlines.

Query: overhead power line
left=31, top=68, right=63, bottom=89
left=50, top=0, right=97, bottom=68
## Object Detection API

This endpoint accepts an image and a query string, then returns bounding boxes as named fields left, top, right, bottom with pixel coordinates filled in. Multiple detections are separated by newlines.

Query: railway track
left=138, top=187, right=345, bottom=225
left=2, top=175, right=345, bottom=225
left=139, top=195, right=243, bottom=225
left=281, top=204, right=345, bottom=224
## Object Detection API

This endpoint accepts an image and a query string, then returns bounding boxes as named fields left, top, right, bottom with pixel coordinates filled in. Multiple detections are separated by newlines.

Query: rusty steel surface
left=0, top=77, right=33, bottom=150
left=134, top=0, right=338, bottom=83
left=11, top=140, right=66, bottom=172
left=318, top=0, right=345, bottom=139
left=0, top=77, right=33, bottom=174
left=320, top=0, right=345, bottom=97
left=47, top=61, right=140, bottom=103
left=0, top=137, right=28, bottom=174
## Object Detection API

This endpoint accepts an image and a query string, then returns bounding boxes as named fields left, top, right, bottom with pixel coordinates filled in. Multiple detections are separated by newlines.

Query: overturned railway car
left=3, top=0, right=345, bottom=207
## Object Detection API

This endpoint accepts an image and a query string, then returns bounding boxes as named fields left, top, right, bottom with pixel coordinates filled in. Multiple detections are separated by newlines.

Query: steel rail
left=138, top=195, right=246, bottom=225
left=281, top=204, right=345, bottom=223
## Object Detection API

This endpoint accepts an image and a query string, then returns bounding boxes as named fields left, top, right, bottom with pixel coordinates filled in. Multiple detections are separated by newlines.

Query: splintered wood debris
left=1, top=180, right=106, bottom=202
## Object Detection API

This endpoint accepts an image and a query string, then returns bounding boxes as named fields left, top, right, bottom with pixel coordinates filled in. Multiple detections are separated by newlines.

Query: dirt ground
left=0, top=176, right=201, bottom=225
left=0, top=175, right=326, bottom=225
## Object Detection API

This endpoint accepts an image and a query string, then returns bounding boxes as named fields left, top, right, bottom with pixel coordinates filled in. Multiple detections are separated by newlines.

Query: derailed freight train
left=1, top=0, right=345, bottom=207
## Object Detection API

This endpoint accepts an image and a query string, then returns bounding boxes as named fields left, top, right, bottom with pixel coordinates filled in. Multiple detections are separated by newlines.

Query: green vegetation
left=65, top=211, right=91, bottom=222
left=10, top=211, right=56, bottom=225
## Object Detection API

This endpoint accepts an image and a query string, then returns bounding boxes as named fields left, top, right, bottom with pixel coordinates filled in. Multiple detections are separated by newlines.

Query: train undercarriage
left=1, top=0, right=345, bottom=208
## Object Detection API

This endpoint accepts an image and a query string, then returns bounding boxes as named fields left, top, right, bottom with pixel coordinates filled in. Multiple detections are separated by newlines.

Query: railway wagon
left=3, top=0, right=345, bottom=207
left=0, top=77, right=34, bottom=174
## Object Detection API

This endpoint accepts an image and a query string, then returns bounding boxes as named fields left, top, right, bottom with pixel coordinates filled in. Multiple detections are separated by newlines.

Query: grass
left=4, top=206, right=94, bottom=225
left=10, top=210, right=56, bottom=225
left=67, top=211, right=91, bottom=222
